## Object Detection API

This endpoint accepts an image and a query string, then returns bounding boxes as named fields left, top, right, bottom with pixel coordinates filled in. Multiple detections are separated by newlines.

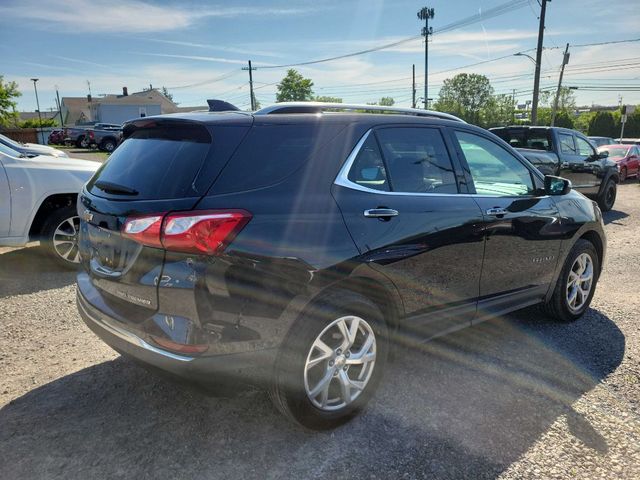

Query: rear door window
left=88, top=122, right=211, bottom=200
left=375, top=127, right=458, bottom=194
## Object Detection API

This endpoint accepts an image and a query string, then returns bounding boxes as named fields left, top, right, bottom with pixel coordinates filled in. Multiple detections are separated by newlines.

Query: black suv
left=76, top=103, right=606, bottom=429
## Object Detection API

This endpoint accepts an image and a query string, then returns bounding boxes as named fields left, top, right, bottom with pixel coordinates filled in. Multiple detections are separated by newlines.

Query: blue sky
left=2, top=0, right=639, bottom=113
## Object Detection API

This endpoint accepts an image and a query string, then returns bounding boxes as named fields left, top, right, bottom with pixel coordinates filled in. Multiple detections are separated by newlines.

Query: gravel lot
left=1, top=183, right=639, bottom=479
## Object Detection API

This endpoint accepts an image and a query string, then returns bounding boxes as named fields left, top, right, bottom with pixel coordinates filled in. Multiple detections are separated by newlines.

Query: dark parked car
left=77, top=103, right=606, bottom=429
left=86, top=126, right=122, bottom=152
left=64, top=127, right=90, bottom=148
left=588, top=136, right=616, bottom=148
left=490, top=126, right=619, bottom=211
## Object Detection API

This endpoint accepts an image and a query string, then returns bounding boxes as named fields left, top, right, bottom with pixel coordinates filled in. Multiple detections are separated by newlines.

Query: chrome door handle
left=364, top=208, right=399, bottom=218
left=485, top=207, right=508, bottom=216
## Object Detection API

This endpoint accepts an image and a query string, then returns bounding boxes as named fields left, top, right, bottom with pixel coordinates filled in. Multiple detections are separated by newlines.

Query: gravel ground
left=1, top=183, right=639, bottom=479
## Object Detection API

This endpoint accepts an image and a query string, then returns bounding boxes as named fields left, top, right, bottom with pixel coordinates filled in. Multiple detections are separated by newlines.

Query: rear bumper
left=77, top=288, right=278, bottom=386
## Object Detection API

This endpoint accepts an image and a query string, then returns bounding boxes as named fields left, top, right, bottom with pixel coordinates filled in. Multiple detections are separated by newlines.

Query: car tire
left=270, top=290, right=389, bottom=430
left=542, top=239, right=599, bottom=322
left=101, top=139, right=116, bottom=152
left=76, top=136, right=88, bottom=148
left=597, top=179, right=616, bottom=212
left=39, top=205, right=81, bottom=269
left=620, top=167, right=627, bottom=182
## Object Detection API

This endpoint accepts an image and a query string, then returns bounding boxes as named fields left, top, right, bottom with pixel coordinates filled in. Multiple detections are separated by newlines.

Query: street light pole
left=30, top=78, right=43, bottom=143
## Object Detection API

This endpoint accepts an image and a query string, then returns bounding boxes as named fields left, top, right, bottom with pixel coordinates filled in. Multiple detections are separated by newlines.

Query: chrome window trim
left=334, top=129, right=549, bottom=200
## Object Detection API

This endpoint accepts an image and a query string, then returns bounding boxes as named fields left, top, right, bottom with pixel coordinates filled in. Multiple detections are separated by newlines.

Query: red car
left=598, top=144, right=640, bottom=182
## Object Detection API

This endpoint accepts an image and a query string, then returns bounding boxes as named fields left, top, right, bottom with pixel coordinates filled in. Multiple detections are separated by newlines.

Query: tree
left=553, top=111, right=574, bottom=129
left=0, top=76, right=21, bottom=127
left=313, top=95, right=342, bottom=103
left=161, top=86, right=174, bottom=102
left=588, top=111, right=616, bottom=137
left=482, top=94, right=515, bottom=128
left=19, top=118, right=57, bottom=128
left=433, top=73, right=493, bottom=125
left=540, top=87, right=576, bottom=111
left=367, top=97, right=395, bottom=106
left=276, top=69, right=314, bottom=102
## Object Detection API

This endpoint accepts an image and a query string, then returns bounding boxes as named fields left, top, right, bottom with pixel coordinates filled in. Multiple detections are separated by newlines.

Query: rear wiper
left=94, top=180, right=139, bottom=195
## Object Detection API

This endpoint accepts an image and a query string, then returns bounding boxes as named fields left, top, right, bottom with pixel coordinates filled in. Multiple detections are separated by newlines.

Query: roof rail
left=253, top=102, right=465, bottom=123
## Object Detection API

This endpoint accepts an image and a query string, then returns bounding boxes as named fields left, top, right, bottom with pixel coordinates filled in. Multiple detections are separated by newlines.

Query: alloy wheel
left=566, top=252, right=593, bottom=313
left=52, top=216, right=81, bottom=264
left=304, top=315, right=377, bottom=411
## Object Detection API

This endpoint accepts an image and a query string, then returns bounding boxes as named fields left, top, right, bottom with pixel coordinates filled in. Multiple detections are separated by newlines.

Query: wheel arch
left=580, top=229, right=604, bottom=275
left=311, top=274, right=403, bottom=333
left=28, top=193, right=78, bottom=240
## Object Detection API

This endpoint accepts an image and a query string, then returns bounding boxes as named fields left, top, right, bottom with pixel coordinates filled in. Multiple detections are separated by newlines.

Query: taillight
left=122, top=215, right=163, bottom=248
left=89, top=131, right=94, bottom=140
left=122, top=210, right=251, bottom=255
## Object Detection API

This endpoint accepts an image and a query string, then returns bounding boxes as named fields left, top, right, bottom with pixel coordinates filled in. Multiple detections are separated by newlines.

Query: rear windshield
left=492, top=129, right=553, bottom=151
left=88, top=123, right=211, bottom=200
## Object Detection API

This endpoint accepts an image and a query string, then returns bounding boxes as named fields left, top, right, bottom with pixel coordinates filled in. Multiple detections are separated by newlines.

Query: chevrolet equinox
left=76, top=102, right=606, bottom=429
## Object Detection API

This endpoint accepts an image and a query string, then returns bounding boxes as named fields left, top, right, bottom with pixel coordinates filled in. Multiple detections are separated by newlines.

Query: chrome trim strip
left=77, top=296, right=194, bottom=363
left=333, top=130, right=550, bottom=200
left=254, top=102, right=465, bottom=123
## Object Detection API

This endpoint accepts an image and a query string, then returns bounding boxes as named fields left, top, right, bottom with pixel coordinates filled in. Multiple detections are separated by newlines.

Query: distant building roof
left=61, top=88, right=182, bottom=125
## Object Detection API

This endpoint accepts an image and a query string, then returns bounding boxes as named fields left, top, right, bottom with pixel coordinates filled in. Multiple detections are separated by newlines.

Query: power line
left=255, top=0, right=530, bottom=70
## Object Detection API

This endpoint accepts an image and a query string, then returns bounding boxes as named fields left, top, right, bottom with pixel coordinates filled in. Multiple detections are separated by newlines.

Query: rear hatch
left=77, top=115, right=251, bottom=324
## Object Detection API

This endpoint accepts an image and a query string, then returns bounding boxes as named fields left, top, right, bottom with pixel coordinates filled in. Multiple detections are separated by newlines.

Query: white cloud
left=140, top=39, right=283, bottom=58
left=0, top=0, right=319, bottom=33
left=129, top=52, right=275, bottom=66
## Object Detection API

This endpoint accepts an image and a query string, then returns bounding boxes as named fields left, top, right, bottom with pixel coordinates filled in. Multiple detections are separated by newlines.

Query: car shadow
left=602, top=209, right=628, bottom=225
left=0, top=307, right=624, bottom=479
left=0, top=246, right=77, bottom=298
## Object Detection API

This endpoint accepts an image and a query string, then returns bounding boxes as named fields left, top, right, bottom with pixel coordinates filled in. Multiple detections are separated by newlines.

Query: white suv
left=0, top=142, right=99, bottom=266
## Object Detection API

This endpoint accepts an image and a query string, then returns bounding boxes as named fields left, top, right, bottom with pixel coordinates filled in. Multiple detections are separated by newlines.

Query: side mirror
left=597, top=151, right=608, bottom=159
left=545, top=175, right=572, bottom=196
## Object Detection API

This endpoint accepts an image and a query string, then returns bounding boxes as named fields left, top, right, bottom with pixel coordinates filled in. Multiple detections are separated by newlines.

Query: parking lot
left=0, top=183, right=638, bottom=479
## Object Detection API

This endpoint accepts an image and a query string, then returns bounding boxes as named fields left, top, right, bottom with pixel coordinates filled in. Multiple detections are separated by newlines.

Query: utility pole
left=242, top=60, right=257, bottom=110
left=55, top=86, right=64, bottom=127
left=417, top=7, right=434, bottom=110
left=531, top=0, right=550, bottom=125
left=551, top=43, right=570, bottom=126
left=30, top=78, right=43, bottom=143
left=512, top=88, right=516, bottom=124
left=412, top=64, right=416, bottom=108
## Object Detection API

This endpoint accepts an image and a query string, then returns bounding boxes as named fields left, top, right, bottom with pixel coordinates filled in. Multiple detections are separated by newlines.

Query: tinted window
left=215, top=124, right=345, bottom=193
left=375, top=127, right=457, bottom=194
left=455, top=130, right=534, bottom=196
left=575, top=136, right=594, bottom=156
left=491, top=129, right=552, bottom=151
left=88, top=123, right=211, bottom=200
left=559, top=133, right=576, bottom=154
left=348, top=134, right=389, bottom=191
